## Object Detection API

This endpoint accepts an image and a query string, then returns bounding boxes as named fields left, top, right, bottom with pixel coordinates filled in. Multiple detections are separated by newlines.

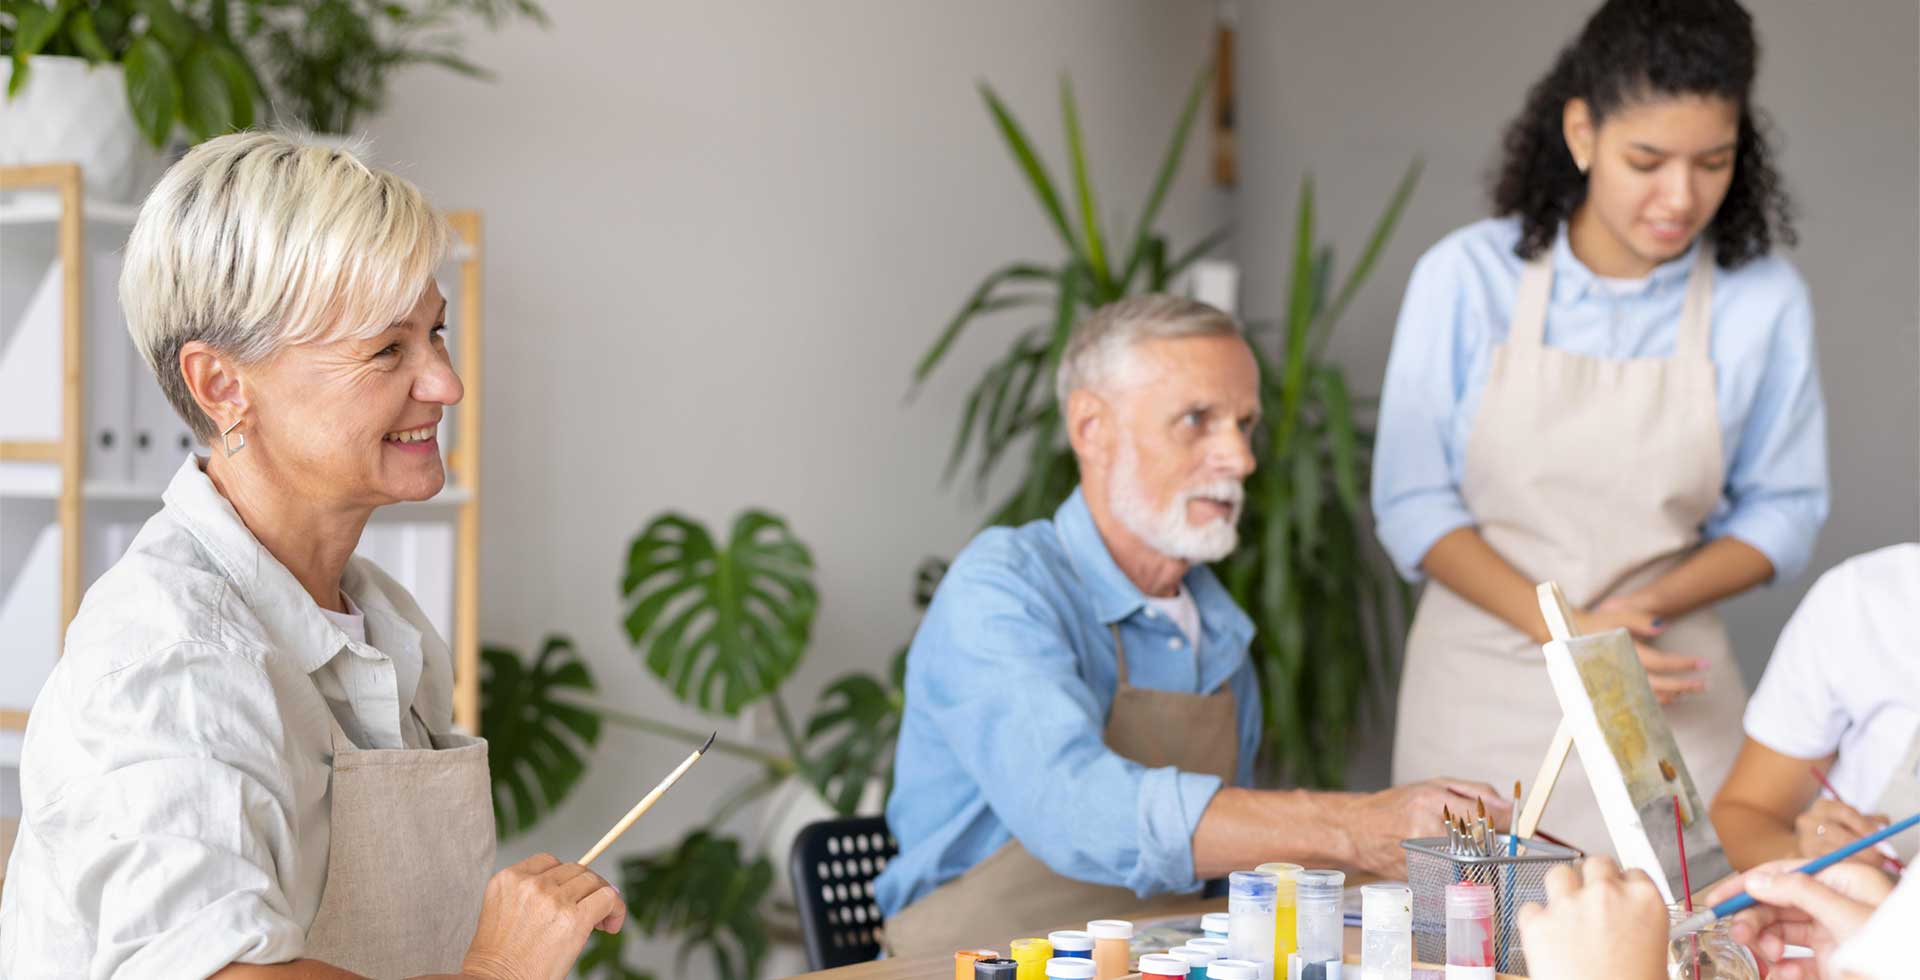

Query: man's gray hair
left=1054, top=294, right=1244, bottom=405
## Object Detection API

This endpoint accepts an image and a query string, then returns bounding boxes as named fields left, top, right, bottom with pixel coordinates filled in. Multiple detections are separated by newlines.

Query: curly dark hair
left=1490, top=0, right=1795, bottom=268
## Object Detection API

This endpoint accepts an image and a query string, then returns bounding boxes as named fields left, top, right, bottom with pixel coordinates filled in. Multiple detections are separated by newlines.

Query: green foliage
left=2, top=0, right=262, bottom=146
left=481, top=634, right=602, bottom=839
left=241, top=0, right=548, bottom=135
left=620, top=510, right=818, bottom=717
left=617, top=830, right=775, bottom=980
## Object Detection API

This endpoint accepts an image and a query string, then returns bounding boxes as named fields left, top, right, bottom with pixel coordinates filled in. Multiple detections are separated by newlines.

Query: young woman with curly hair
left=1373, top=0, right=1828, bottom=853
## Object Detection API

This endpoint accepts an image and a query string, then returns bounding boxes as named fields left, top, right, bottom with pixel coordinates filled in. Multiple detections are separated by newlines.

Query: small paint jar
left=975, top=957, right=1019, bottom=980
left=1255, top=862, right=1303, bottom=965
left=1139, top=954, right=1190, bottom=980
left=1049, top=930, right=1094, bottom=959
left=1207, top=959, right=1263, bottom=980
left=957, top=949, right=1001, bottom=980
left=1168, top=944, right=1218, bottom=980
left=1228, top=870, right=1279, bottom=978
left=1087, top=919, right=1133, bottom=980
left=1201, top=912, right=1232, bottom=941
left=1010, top=937, right=1054, bottom=980
left=1046, top=957, right=1097, bottom=980
left=1446, top=882, right=1496, bottom=980
left=1361, top=882, right=1413, bottom=980
left=1293, top=868, right=1345, bottom=978
left=1187, top=937, right=1232, bottom=962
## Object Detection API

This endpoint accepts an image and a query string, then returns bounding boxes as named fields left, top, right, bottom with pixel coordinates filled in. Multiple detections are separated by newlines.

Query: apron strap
left=1508, top=251, right=1554, bottom=350
left=1108, top=624, right=1131, bottom=689
left=1674, top=244, right=1716, bottom=364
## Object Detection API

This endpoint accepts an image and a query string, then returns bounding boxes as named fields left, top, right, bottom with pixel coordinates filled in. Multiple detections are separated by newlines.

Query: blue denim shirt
left=874, top=488, right=1261, bottom=917
left=1372, top=217, right=1829, bottom=583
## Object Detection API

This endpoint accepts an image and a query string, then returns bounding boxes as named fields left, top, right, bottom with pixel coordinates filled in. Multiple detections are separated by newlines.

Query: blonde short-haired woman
left=0, top=132, right=622, bottom=980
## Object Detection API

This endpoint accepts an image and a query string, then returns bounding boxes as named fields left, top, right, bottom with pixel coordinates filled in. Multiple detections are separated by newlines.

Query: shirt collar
left=1053, top=486, right=1254, bottom=645
left=161, top=456, right=417, bottom=674
left=1549, top=223, right=1701, bottom=301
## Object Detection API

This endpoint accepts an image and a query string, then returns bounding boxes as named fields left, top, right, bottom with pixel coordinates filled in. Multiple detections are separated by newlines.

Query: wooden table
left=785, top=899, right=1526, bottom=979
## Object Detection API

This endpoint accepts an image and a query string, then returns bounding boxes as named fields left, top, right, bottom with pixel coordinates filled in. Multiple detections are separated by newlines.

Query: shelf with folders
left=0, top=163, right=487, bottom=747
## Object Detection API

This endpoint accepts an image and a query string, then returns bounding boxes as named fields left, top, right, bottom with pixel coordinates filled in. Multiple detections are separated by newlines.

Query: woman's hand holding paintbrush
left=463, top=734, right=716, bottom=980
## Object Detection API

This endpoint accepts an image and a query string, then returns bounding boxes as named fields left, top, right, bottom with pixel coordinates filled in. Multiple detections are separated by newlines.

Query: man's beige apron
left=303, top=708, right=496, bottom=977
left=1392, top=244, right=1748, bottom=854
left=1869, top=724, right=1920, bottom=861
left=885, top=625, right=1241, bottom=957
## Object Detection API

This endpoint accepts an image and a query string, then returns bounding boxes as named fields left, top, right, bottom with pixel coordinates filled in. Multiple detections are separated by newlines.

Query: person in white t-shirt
left=1710, top=544, right=1920, bottom=870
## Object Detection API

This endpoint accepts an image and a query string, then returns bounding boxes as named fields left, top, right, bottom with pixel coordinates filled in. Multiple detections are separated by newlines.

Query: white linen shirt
left=0, top=457, right=454, bottom=979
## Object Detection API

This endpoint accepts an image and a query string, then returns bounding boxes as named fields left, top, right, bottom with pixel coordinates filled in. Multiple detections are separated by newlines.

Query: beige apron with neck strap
left=1869, top=724, right=1920, bottom=861
left=1391, top=242, right=1748, bottom=854
left=884, top=625, right=1240, bottom=957
left=302, top=706, right=496, bottom=977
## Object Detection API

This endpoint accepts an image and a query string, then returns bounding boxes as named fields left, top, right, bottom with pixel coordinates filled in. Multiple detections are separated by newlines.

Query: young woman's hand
left=1703, top=859, right=1893, bottom=980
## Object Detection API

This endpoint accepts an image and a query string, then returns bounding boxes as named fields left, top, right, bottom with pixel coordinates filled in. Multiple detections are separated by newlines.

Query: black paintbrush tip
left=699, top=731, right=717, bottom=754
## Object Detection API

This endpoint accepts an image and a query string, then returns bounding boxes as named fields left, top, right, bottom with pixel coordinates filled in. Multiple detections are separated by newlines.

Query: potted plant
left=1, top=0, right=262, bottom=200
left=482, top=508, right=914, bottom=980
left=239, top=0, right=548, bottom=137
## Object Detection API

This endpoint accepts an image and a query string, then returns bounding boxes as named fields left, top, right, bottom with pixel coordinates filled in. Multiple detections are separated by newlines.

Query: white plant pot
left=754, top=775, right=887, bottom=917
left=0, top=56, right=163, bottom=203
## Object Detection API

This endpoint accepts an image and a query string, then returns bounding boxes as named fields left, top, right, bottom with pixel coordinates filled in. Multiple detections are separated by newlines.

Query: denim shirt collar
left=1549, top=223, right=1702, bottom=303
left=1053, top=486, right=1255, bottom=647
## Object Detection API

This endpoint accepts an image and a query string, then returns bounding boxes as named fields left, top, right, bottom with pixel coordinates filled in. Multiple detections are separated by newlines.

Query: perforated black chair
left=790, top=815, right=898, bottom=969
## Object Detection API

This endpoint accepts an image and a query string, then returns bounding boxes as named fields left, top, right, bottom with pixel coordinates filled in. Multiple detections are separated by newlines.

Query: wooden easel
left=1516, top=582, right=1578, bottom=841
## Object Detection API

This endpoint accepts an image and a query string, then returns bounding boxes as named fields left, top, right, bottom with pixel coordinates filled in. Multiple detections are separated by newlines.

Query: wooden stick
left=1517, top=583, right=1579, bottom=841
left=577, top=732, right=715, bottom=866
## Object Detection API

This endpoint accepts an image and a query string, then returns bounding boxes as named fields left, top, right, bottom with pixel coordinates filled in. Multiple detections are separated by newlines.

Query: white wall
left=1235, top=0, right=1920, bottom=787
left=361, top=1, right=1223, bottom=973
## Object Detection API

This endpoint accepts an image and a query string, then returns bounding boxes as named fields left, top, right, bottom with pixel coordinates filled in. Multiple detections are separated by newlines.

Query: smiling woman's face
left=237, top=279, right=463, bottom=508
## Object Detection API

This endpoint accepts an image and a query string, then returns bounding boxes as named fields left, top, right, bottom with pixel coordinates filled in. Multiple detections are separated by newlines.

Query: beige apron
left=302, top=707, right=496, bottom=977
left=884, top=625, right=1241, bottom=957
left=1392, top=244, right=1748, bottom=854
left=1869, top=724, right=1920, bottom=861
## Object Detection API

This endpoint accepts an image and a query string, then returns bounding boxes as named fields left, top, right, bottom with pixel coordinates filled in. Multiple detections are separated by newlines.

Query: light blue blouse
left=1371, top=217, right=1828, bottom=583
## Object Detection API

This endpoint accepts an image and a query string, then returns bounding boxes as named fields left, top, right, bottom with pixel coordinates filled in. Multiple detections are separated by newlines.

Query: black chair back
left=789, top=815, right=897, bottom=969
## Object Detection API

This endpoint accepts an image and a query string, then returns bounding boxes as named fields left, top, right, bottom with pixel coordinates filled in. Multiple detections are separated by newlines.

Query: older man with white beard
left=875, top=296, right=1507, bottom=956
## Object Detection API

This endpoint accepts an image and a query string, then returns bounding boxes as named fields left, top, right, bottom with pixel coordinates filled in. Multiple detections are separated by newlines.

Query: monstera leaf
left=575, top=929, right=654, bottom=980
left=481, top=635, right=602, bottom=839
left=619, top=830, right=774, bottom=980
left=621, top=511, right=818, bottom=716
left=802, top=647, right=908, bottom=815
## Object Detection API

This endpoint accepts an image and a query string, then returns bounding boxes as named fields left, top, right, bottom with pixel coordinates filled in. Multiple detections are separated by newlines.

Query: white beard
left=1108, top=435, right=1244, bottom=564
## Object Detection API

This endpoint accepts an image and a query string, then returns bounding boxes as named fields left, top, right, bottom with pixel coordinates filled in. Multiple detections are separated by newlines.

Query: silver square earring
left=221, top=418, right=247, bottom=457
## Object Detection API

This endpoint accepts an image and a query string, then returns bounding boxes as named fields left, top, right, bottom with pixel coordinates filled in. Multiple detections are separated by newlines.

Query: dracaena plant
left=913, top=63, right=1420, bottom=787
left=482, top=509, right=915, bottom=980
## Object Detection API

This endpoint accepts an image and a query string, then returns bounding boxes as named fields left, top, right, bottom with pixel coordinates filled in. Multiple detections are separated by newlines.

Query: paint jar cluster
left=953, top=865, right=1425, bottom=980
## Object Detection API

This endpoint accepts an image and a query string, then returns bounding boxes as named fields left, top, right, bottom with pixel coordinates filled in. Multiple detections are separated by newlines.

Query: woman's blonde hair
left=120, top=131, right=450, bottom=442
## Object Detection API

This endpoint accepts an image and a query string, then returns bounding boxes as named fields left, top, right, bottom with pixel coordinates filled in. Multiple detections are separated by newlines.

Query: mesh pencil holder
left=1400, top=836, right=1581, bottom=975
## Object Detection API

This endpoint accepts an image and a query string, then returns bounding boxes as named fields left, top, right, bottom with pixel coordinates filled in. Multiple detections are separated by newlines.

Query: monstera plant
left=914, top=63, right=1419, bottom=787
left=481, top=508, right=911, bottom=980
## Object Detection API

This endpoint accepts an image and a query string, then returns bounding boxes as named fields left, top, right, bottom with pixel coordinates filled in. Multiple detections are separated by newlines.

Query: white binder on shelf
left=85, top=248, right=133, bottom=483
left=0, top=259, right=63, bottom=443
left=129, top=354, right=195, bottom=489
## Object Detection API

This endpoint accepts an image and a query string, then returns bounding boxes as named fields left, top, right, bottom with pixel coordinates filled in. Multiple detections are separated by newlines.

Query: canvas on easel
left=1539, top=627, right=1732, bottom=903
